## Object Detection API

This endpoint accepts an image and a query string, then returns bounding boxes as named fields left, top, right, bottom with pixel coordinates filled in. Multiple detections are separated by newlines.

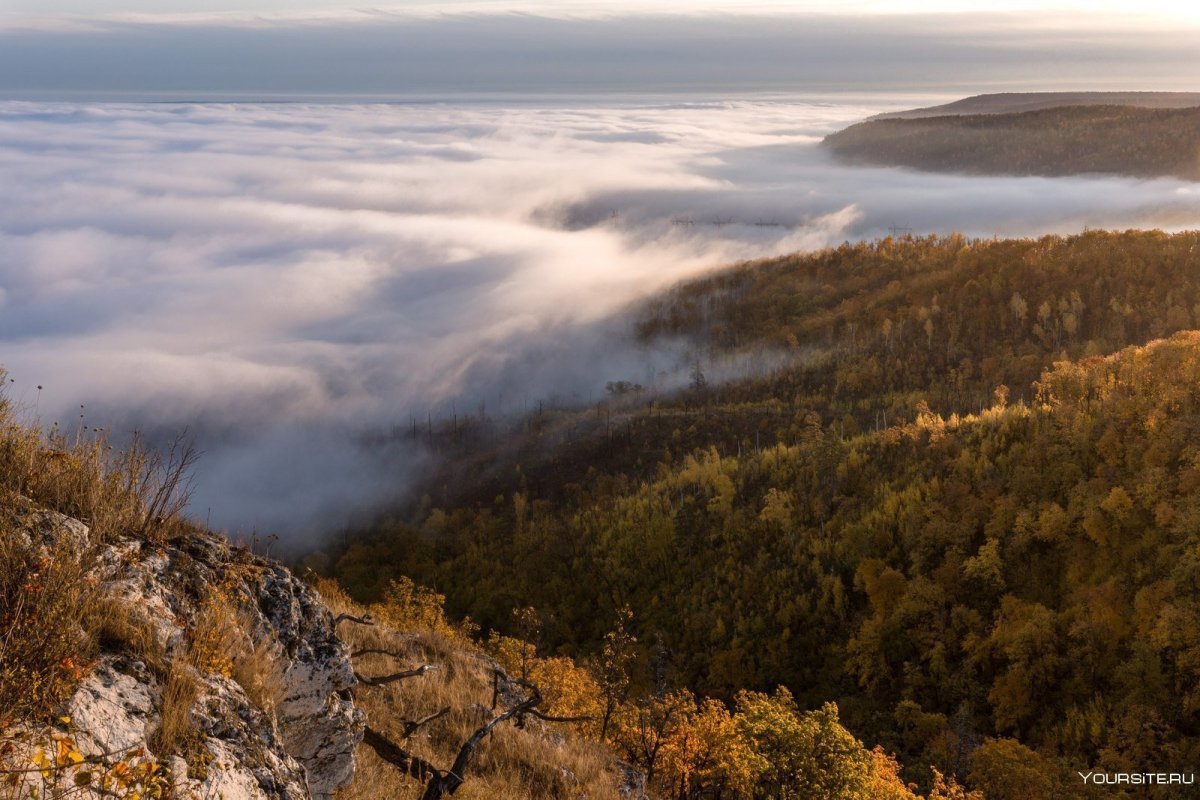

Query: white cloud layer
left=3, top=97, right=1200, bottom=540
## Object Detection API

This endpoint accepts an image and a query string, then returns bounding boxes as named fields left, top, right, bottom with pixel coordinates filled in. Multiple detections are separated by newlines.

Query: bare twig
left=400, top=707, right=452, bottom=738
left=139, top=432, right=199, bottom=536
left=350, top=647, right=408, bottom=659
left=527, top=709, right=597, bottom=724
left=355, top=664, right=438, bottom=686
left=333, top=612, right=374, bottom=628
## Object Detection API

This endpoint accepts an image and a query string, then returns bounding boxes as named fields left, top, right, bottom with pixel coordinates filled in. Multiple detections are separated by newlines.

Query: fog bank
left=3, top=98, right=1199, bottom=540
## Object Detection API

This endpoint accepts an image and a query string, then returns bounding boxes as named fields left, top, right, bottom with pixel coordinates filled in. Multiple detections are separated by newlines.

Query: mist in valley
left=3, top=97, right=1200, bottom=543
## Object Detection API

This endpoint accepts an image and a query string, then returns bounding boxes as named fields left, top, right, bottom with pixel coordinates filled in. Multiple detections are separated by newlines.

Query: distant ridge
left=826, top=103, right=1200, bottom=180
left=874, top=91, right=1200, bottom=120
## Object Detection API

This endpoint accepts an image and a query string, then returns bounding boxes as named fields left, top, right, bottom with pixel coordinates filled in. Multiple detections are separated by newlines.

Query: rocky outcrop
left=67, top=655, right=313, bottom=799
left=4, top=501, right=364, bottom=800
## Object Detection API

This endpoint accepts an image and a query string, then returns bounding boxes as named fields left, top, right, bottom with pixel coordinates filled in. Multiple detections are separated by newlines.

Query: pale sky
left=2, top=2, right=1198, bottom=98
left=5, top=0, right=1200, bottom=23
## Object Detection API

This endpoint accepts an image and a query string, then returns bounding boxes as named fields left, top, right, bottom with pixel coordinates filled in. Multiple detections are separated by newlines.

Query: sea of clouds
left=3, top=97, right=1200, bottom=541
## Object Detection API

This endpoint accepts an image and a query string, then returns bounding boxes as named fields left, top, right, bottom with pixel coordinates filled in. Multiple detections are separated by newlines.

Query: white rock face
left=7, top=504, right=364, bottom=800
left=228, top=551, right=365, bottom=797
left=67, top=660, right=157, bottom=756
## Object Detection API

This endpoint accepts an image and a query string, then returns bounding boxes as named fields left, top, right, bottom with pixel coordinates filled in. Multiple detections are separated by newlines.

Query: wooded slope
left=824, top=105, right=1200, bottom=180
left=325, top=230, right=1200, bottom=798
left=873, top=91, right=1200, bottom=120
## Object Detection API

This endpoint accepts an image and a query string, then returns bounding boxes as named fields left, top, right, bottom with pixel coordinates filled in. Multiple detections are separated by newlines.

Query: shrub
left=370, top=576, right=477, bottom=643
left=0, top=527, right=93, bottom=724
left=0, top=371, right=197, bottom=545
left=0, top=724, right=168, bottom=800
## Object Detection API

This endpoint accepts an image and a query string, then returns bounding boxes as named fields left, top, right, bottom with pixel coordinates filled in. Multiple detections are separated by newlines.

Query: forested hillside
left=321, top=230, right=1200, bottom=797
left=824, top=105, right=1200, bottom=179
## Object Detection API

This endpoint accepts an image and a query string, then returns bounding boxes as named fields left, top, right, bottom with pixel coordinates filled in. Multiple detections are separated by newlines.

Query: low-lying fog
left=3, top=97, right=1199, bottom=541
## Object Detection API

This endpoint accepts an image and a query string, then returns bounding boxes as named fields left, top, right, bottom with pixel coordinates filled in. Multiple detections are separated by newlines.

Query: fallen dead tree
left=351, top=630, right=594, bottom=800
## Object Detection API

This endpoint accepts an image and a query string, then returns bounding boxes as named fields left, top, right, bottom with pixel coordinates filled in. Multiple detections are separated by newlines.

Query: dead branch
left=362, top=726, right=442, bottom=783
left=355, top=664, right=438, bottom=686
left=401, top=707, right=452, bottom=738
left=527, top=709, right=597, bottom=724
left=333, top=612, right=374, bottom=628
left=366, top=667, right=594, bottom=798
left=350, top=647, right=408, bottom=659
left=419, top=683, right=544, bottom=800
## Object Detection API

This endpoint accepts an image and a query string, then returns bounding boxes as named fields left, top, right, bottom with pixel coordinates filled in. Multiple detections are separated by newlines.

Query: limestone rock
left=4, top=503, right=364, bottom=800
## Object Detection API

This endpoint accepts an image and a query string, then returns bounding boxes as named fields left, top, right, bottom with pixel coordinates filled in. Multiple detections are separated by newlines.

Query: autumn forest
left=290, top=230, right=1200, bottom=798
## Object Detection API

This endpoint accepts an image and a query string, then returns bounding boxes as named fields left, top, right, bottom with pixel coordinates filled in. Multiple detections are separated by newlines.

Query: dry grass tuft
left=0, top=424, right=195, bottom=546
left=0, top=370, right=198, bottom=548
left=150, top=659, right=201, bottom=761
left=147, top=591, right=221, bottom=766
left=147, top=582, right=284, bottom=776
left=86, top=593, right=167, bottom=676
left=0, top=523, right=94, bottom=724
left=230, top=618, right=286, bottom=715
left=186, top=586, right=240, bottom=679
